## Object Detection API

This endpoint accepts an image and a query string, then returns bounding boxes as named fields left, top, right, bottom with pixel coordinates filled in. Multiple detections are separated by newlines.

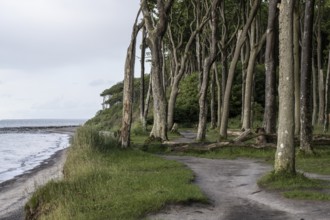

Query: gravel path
left=149, top=131, right=330, bottom=220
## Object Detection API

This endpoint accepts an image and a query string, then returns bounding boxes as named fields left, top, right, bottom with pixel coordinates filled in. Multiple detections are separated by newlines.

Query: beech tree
left=263, top=0, right=279, bottom=134
left=196, top=0, right=220, bottom=141
left=141, top=0, right=174, bottom=141
left=219, top=0, right=261, bottom=138
left=166, top=0, right=209, bottom=130
left=121, top=10, right=144, bottom=148
left=300, top=0, right=315, bottom=154
left=275, top=0, right=295, bottom=174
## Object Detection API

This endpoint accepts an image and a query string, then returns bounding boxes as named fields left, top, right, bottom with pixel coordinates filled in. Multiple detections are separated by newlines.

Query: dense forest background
left=87, top=0, right=330, bottom=174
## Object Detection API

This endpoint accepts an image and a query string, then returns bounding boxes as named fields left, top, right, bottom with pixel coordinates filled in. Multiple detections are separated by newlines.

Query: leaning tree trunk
left=141, top=0, right=175, bottom=141
left=196, top=0, right=220, bottom=141
left=121, top=11, right=143, bottom=148
left=275, top=0, right=295, bottom=174
left=219, top=0, right=261, bottom=138
left=263, top=0, right=279, bottom=134
left=300, top=0, right=315, bottom=154
left=242, top=32, right=266, bottom=131
left=140, top=27, right=147, bottom=130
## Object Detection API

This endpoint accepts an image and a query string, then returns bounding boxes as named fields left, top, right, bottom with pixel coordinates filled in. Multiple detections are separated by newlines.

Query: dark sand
left=0, top=126, right=77, bottom=220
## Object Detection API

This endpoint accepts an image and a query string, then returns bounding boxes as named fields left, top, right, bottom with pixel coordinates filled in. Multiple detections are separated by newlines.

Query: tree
left=121, top=11, right=144, bottom=148
left=274, top=0, right=295, bottom=174
left=263, top=0, right=279, bottom=134
left=293, top=1, right=301, bottom=136
left=241, top=12, right=267, bottom=130
left=166, top=0, right=209, bottom=130
left=141, top=0, right=175, bottom=141
left=300, top=0, right=315, bottom=154
left=219, top=0, right=261, bottom=138
left=140, top=27, right=147, bottom=131
left=196, top=0, right=220, bottom=141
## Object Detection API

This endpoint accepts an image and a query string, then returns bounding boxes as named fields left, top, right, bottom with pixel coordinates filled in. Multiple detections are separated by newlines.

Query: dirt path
left=149, top=131, right=330, bottom=220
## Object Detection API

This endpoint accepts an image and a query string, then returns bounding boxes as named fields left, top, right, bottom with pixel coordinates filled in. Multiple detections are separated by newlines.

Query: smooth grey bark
left=300, top=0, right=315, bottom=154
left=121, top=11, right=143, bottom=148
left=219, top=0, right=261, bottom=138
left=263, top=0, right=279, bottom=134
left=196, top=0, right=220, bottom=141
left=275, top=0, right=295, bottom=174
left=324, top=50, right=330, bottom=133
left=242, top=31, right=266, bottom=130
left=317, top=2, right=324, bottom=125
left=141, top=0, right=175, bottom=141
left=294, top=1, right=301, bottom=136
left=140, top=27, right=147, bottom=130
left=312, top=56, right=318, bottom=126
left=210, top=68, right=216, bottom=129
left=214, top=62, right=222, bottom=128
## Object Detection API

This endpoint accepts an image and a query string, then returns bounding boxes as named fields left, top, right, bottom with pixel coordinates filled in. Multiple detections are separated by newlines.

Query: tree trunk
left=143, top=77, right=152, bottom=131
left=140, top=27, right=146, bottom=129
left=317, top=3, right=324, bottom=125
left=219, top=0, right=261, bottom=138
left=141, top=0, right=175, bottom=141
left=312, top=56, right=318, bottom=126
left=242, top=32, right=267, bottom=130
left=241, top=41, right=250, bottom=127
left=275, top=0, right=295, bottom=174
left=196, top=0, right=220, bottom=141
left=210, top=68, right=216, bottom=129
left=121, top=11, right=143, bottom=148
left=166, top=9, right=209, bottom=130
left=294, top=1, right=301, bottom=136
left=263, top=0, right=279, bottom=134
left=323, top=50, right=330, bottom=133
left=215, top=62, right=222, bottom=128
left=300, top=0, right=315, bottom=154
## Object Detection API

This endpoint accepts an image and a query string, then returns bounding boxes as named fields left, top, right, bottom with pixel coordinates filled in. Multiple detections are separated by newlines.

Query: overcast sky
left=0, top=0, right=141, bottom=119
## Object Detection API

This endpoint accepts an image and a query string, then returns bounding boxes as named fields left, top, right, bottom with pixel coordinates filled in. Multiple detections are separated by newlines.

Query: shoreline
left=0, top=126, right=77, bottom=220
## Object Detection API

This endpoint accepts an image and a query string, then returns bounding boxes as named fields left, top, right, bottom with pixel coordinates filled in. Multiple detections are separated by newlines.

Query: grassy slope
left=25, top=127, right=206, bottom=220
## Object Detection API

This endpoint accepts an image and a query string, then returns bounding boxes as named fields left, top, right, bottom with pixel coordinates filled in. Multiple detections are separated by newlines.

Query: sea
left=0, top=119, right=86, bottom=184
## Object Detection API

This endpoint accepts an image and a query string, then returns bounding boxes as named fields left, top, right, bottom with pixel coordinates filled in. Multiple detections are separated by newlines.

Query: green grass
left=283, top=190, right=330, bottom=200
left=296, top=146, right=330, bottom=175
left=25, top=126, right=207, bottom=220
left=258, top=171, right=330, bottom=201
left=175, top=146, right=275, bottom=161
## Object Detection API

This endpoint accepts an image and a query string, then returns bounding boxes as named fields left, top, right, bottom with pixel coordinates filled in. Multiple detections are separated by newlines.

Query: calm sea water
left=0, top=119, right=86, bottom=183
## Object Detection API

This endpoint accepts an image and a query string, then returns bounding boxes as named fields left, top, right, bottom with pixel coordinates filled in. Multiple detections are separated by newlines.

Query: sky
left=0, top=0, right=141, bottom=120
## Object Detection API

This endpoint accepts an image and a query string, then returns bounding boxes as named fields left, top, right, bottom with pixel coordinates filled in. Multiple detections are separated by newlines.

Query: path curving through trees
left=149, top=131, right=330, bottom=220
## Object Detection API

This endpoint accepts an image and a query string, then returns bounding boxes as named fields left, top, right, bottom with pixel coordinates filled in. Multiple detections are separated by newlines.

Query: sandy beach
left=0, top=127, right=77, bottom=220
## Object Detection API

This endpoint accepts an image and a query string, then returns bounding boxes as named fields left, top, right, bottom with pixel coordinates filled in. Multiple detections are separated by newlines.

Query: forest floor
left=148, top=131, right=330, bottom=220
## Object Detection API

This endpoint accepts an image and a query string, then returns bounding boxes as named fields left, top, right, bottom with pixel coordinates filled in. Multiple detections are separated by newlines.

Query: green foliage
left=25, top=128, right=207, bottom=220
left=175, top=73, right=199, bottom=125
left=85, top=104, right=123, bottom=131
left=131, top=121, right=148, bottom=136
